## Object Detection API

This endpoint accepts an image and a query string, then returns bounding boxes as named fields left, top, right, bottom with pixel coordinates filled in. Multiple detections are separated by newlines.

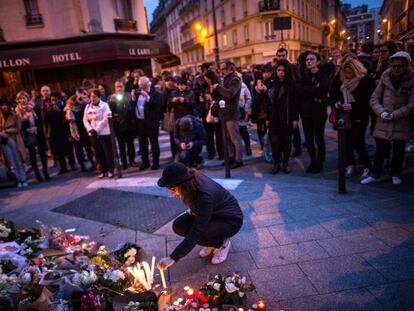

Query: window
left=232, top=29, right=238, bottom=46
left=244, top=25, right=249, bottom=43
left=221, top=10, right=225, bottom=27
left=231, top=3, right=236, bottom=22
left=264, top=21, right=275, bottom=40
left=222, top=33, right=228, bottom=47
left=24, top=0, right=43, bottom=26
left=242, top=0, right=248, bottom=16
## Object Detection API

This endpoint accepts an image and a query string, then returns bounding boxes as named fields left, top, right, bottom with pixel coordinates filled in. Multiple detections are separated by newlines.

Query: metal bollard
left=337, top=111, right=350, bottom=194
left=108, top=112, right=123, bottom=178
left=219, top=100, right=231, bottom=178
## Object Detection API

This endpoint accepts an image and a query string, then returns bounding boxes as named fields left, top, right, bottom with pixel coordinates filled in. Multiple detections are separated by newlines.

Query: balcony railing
left=114, top=18, right=137, bottom=31
left=25, top=14, right=43, bottom=26
left=180, top=16, right=200, bottom=32
left=181, top=37, right=200, bottom=50
left=264, top=34, right=276, bottom=41
left=259, top=0, right=280, bottom=12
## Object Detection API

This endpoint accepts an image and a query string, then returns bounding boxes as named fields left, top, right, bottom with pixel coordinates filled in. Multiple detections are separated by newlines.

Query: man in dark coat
left=135, top=76, right=163, bottom=171
left=168, top=78, right=195, bottom=120
left=173, top=115, right=207, bottom=167
left=212, top=61, right=244, bottom=169
left=108, top=80, right=136, bottom=169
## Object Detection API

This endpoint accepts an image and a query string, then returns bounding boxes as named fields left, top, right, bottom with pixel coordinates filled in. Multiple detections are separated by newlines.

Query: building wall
left=380, top=0, right=414, bottom=41
left=163, top=0, right=325, bottom=73
left=0, top=0, right=149, bottom=42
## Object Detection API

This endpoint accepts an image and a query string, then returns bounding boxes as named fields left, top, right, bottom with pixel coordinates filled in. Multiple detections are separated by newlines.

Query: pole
left=219, top=100, right=231, bottom=178
left=108, top=112, right=123, bottom=178
left=211, top=0, right=220, bottom=64
left=337, top=122, right=346, bottom=193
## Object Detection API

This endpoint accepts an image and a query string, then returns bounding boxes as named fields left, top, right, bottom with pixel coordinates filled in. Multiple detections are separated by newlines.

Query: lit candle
left=257, top=300, right=266, bottom=311
left=160, top=268, right=167, bottom=289
left=184, top=286, right=190, bottom=292
left=150, top=256, right=155, bottom=281
left=187, top=288, right=195, bottom=299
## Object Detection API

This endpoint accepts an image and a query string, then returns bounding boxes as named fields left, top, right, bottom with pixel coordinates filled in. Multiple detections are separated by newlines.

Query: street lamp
left=211, top=0, right=220, bottom=64
left=194, top=22, right=202, bottom=31
left=382, top=18, right=388, bottom=23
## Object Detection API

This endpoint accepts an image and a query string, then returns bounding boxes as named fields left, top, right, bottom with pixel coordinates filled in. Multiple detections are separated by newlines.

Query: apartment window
left=232, top=29, right=238, bottom=46
left=231, top=3, right=236, bottom=22
left=244, top=25, right=249, bottom=43
left=221, top=10, right=225, bottom=27
left=264, top=21, right=275, bottom=40
left=242, top=0, right=248, bottom=17
left=222, top=33, right=228, bottom=47
left=24, top=0, right=43, bottom=26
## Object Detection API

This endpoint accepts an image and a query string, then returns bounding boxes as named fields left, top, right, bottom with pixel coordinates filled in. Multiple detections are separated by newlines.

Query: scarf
left=340, top=58, right=367, bottom=105
left=65, top=108, right=80, bottom=142
left=15, top=102, right=37, bottom=127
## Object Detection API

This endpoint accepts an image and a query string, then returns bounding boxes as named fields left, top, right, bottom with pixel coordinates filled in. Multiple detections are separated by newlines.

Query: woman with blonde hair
left=330, top=57, right=376, bottom=178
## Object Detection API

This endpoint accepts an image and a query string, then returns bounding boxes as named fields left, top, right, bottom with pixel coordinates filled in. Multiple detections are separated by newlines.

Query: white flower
left=104, top=269, right=125, bottom=283
left=225, top=282, right=237, bottom=293
left=241, top=276, right=246, bottom=285
left=72, top=273, right=81, bottom=286
left=19, top=272, right=32, bottom=284
left=225, top=277, right=233, bottom=283
left=213, top=283, right=221, bottom=291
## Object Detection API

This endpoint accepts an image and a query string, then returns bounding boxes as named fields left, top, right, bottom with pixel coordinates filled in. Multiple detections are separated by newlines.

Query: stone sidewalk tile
left=357, top=209, right=414, bottom=232
left=136, top=236, right=167, bottom=260
left=318, top=215, right=374, bottom=238
left=298, top=254, right=388, bottom=294
left=170, top=251, right=256, bottom=282
left=248, top=264, right=318, bottom=301
left=283, top=204, right=351, bottom=223
left=166, top=239, right=202, bottom=260
left=268, top=220, right=332, bottom=245
left=367, top=280, right=414, bottom=310
left=370, top=227, right=414, bottom=247
left=232, top=228, right=279, bottom=251
left=98, top=224, right=137, bottom=249
left=250, top=241, right=330, bottom=269
left=360, top=247, right=414, bottom=282
left=316, top=233, right=389, bottom=257
left=73, top=219, right=104, bottom=240
left=279, top=288, right=386, bottom=311
left=242, top=210, right=295, bottom=230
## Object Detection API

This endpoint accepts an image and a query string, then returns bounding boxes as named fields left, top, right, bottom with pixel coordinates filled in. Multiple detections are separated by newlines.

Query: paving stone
left=284, top=205, right=350, bottom=222
left=251, top=241, right=330, bottom=268
left=367, top=280, right=414, bottom=310
left=97, top=224, right=136, bottom=249
left=317, top=233, right=389, bottom=257
left=166, top=239, right=202, bottom=260
left=360, top=246, right=414, bottom=282
left=268, top=221, right=332, bottom=245
left=136, top=236, right=167, bottom=260
left=243, top=211, right=295, bottom=229
left=370, top=227, right=414, bottom=247
left=298, top=254, right=388, bottom=294
left=248, top=264, right=318, bottom=300
left=280, top=288, right=385, bottom=311
left=232, top=228, right=278, bottom=251
left=318, top=216, right=373, bottom=238
left=358, top=209, right=414, bottom=232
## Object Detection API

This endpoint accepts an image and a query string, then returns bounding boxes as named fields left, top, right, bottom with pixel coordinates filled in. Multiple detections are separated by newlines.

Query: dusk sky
left=144, top=0, right=384, bottom=23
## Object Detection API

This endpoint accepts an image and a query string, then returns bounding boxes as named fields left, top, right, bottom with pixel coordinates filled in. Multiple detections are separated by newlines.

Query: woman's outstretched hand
left=157, top=257, right=175, bottom=270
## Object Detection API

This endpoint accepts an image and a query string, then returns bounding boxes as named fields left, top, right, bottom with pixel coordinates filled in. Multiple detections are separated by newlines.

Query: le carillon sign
left=0, top=37, right=168, bottom=71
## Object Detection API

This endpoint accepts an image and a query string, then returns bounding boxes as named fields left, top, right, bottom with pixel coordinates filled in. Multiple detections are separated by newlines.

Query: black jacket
left=169, top=172, right=243, bottom=261
left=136, top=88, right=162, bottom=129
left=299, top=69, right=331, bottom=117
left=168, top=89, right=196, bottom=119
left=213, top=71, right=241, bottom=121
left=173, top=115, right=207, bottom=147
left=108, top=92, right=135, bottom=134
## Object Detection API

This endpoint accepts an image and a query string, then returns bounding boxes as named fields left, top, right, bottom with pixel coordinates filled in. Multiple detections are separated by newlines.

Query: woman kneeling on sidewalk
left=157, top=162, right=243, bottom=270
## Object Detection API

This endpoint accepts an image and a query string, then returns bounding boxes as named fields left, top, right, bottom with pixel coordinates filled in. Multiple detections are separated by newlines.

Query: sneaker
left=98, top=172, right=107, bottom=179
left=199, top=246, right=214, bottom=258
left=211, top=239, right=231, bottom=265
left=17, top=182, right=23, bottom=188
left=360, top=176, right=380, bottom=185
left=392, top=176, right=402, bottom=185
left=108, top=172, right=114, bottom=178
left=361, top=168, right=370, bottom=179
left=345, top=165, right=355, bottom=178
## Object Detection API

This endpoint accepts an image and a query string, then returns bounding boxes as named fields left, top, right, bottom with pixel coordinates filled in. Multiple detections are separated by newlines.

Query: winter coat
left=238, top=83, right=252, bottom=126
left=251, top=86, right=269, bottom=123
left=83, top=100, right=111, bottom=136
left=267, top=83, right=299, bottom=135
left=214, top=71, right=241, bottom=121
left=45, top=104, right=72, bottom=156
left=136, top=88, right=163, bottom=129
left=299, top=69, right=331, bottom=118
left=169, top=172, right=243, bottom=262
left=0, top=111, right=28, bottom=162
left=168, top=88, right=196, bottom=119
left=108, top=92, right=135, bottom=134
left=370, top=67, right=414, bottom=141
left=173, top=115, right=207, bottom=147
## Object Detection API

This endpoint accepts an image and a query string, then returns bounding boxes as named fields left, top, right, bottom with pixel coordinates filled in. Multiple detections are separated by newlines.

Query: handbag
left=162, top=108, right=175, bottom=132
left=23, top=131, right=38, bottom=148
left=328, top=108, right=337, bottom=125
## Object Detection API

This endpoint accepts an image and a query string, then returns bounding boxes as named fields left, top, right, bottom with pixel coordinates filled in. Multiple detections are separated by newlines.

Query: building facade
left=159, top=0, right=328, bottom=73
left=0, top=0, right=175, bottom=97
left=345, top=5, right=381, bottom=46
left=380, top=0, right=414, bottom=42
left=321, top=0, right=348, bottom=52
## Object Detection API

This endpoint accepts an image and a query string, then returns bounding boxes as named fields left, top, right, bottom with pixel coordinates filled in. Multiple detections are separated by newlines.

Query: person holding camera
left=173, top=115, right=207, bottom=167
left=330, top=57, right=376, bottom=179
left=169, top=78, right=196, bottom=120
left=361, top=51, right=414, bottom=185
left=108, top=80, right=137, bottom=169
left=83, top=89, right=114, bottom=178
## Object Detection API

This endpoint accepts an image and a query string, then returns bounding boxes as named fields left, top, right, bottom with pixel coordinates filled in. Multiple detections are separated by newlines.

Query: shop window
left=23, top=0, right=43, bottom=26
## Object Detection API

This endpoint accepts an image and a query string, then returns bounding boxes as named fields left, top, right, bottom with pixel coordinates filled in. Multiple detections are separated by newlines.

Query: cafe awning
left=0, top=32, right=180, bottom=71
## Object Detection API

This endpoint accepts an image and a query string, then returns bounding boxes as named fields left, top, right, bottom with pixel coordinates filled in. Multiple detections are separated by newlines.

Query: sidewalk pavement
left=1, top=127, right=414, bottom=310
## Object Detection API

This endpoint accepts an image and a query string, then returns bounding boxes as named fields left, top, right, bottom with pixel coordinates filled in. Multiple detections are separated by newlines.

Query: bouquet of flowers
left=122, top=300, right=158, bottom=311
left=198, top=273, right=255, bottom=307
left=80, top=291, right=101, bottom=311
left=48, top=299, right=73, bottom=311
left=71, top=266, right=98, bottom=288
left=18, top=236, right=40, bottom=258
left=100, top=268, right=130, bottom=294
left=0, top=218, right=16, bottom=242
left=0, top=265, right=17, bottom=298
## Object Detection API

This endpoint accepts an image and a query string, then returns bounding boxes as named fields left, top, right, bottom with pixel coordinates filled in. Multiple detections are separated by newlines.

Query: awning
left=0, top=33, right=179, bottom=71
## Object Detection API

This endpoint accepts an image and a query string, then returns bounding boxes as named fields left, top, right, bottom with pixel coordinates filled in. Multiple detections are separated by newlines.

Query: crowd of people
left=1, top=39, right=413, bottom=188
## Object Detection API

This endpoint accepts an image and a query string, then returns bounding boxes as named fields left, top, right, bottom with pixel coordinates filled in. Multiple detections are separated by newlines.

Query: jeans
left=225, top=120, right=243, bottom=162
left=116, top=131, right=136, bottom=166
left=2, top=138, right=26, bottom=183
left=372, top=138, right=406, bottom=177
left=172, top=213, right=242, bottom=248
left=28, top=143, right=48, bottom=174
left=301, top=114, right=327, bottom=164
left=91, top=134, right=114, bottom=173
left=345, top=121, right=371, bottom=169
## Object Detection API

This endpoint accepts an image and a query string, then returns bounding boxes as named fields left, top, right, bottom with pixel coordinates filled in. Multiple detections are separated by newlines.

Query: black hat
left=177, top=78, right=188, bottom=85
left=157, top=162, right=194, bottom=187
